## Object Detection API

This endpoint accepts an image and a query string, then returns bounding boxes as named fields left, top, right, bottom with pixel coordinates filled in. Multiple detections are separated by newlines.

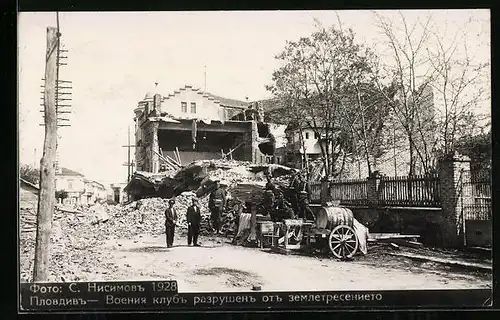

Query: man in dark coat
left=297, top=173, right=315, bottom=221
left=186, top=198, right=202, bottom=246
left=262, top=182, right=276, bottom=216
left=289, top=169, right=300, bottom=215
left=272, top=191, right=295, bottom=222
left=164, top=199, right=178, bottom=248
left=209, top=181, right=226, bottom=234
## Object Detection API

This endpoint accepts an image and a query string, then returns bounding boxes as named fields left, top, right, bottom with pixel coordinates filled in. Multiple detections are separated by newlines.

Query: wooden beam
left=158, top=121, right=251, bottom=133
left=33, top=26, right=58, bottom=282
left=153, top=149, right=179, bottom=168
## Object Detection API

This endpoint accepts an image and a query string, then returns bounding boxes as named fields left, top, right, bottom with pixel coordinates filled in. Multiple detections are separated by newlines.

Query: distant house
left=82, top=179, right=108, bottom=205
left=55, top=167, right=85, bottom=205
left=20, top=178, right=39, bottom=210
left=283, top=122, right=332, bottom=169
left=110, top=183, right=127, bottom=204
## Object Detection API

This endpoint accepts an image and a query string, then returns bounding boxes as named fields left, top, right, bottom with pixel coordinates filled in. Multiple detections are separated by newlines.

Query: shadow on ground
left=192, top=267, right=264, bottom=288
left=125, top=246, right=170, bottom=253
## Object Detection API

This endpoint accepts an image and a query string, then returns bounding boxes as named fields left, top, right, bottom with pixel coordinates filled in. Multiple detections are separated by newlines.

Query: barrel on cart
left=314, top=206, right=359, bottom=259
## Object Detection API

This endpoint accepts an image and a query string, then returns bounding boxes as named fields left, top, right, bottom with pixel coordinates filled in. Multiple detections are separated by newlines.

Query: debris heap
left=19, top=160, right=300, bottom=282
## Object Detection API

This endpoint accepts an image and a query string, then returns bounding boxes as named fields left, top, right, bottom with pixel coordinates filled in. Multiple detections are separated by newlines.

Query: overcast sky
left=18, top=10, right=490, bottom=186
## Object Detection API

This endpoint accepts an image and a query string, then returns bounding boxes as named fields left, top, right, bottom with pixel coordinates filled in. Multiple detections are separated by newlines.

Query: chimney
left=154, top=94, right=162, bottom=116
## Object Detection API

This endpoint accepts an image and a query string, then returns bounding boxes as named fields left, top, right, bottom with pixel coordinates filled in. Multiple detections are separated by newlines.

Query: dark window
left=305, top=132, right=309, bottom=139
left=190, top=102, right=197, bottom=113
left=314, top=132, right=320, bottom=139
left=181, top=102, right=187, bottom=113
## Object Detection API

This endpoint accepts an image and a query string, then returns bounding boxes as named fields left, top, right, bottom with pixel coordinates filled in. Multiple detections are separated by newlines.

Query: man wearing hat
left=209, top=180, right=227, bottom=235
left=186, top=197, right=202, bottom=246
left=164, top=199, right=178, bottom=248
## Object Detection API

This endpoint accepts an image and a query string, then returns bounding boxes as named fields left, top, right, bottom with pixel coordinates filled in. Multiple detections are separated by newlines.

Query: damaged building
left=125, top=85, right=282, bottom=200
left=133, top=86, right=280, bottom=172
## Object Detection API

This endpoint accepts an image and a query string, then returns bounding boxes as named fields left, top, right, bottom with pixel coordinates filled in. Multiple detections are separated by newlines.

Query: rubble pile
left=19, top=207, right=105, bottom=283
left=19, top=160, right=302, bottom=282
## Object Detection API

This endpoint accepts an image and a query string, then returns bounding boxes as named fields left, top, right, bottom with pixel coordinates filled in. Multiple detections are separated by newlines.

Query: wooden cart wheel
left=328, top=225, right=359, bottom=259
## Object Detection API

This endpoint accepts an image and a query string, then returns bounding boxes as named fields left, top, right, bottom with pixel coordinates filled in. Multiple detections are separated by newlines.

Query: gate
left=460, top=170, right=491, bottom=247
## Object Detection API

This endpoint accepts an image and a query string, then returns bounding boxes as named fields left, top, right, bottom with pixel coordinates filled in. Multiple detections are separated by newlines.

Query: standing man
left=289, top=169, right=300, bottom=216
left=187, top=198, right=202, bottom=246
left=263, top=182, right=276, bottom=217
left=297, top=173, right=315, bottom=221
left=164, top=199, right=178, bottom=248
left=209, top=180, right=226, bottom=234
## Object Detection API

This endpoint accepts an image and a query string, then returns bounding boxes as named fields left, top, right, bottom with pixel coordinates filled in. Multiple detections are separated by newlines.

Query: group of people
left=162, top=170, right=315, bottom=248
left=262, top=170, right=315, bottom=222
left=163, top=197, right=203, bottom=248
left=162, top=180, right=228, bottom=248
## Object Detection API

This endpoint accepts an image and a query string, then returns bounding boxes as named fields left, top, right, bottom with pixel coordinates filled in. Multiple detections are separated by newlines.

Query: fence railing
left=310, top=173, right=441, bottom=208
left=378, top=174, right=440, bottom=207
left=463, top=170, right=491, bottom=220
left=330, top=179, right=369, bottom=206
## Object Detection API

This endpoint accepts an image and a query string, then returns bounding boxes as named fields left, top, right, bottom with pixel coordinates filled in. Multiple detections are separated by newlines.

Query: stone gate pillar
left=438, top=154, right=471, bottom=248
left=367, top=171, right=382, bottom=206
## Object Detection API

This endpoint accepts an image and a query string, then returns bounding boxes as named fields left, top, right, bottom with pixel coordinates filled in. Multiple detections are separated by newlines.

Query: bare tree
left=427, top=22, right=490, bottom=157
left=373, top=11, right=439, bottom=176
left=374, top=11, right=490, bottom=175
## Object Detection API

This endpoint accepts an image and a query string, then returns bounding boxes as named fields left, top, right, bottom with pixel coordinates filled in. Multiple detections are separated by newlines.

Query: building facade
left=55, top=167, right=107, bottom=205
left=82, top=179, right=108, bottom=205
left=283, top=124, right=330, bottom=168
left=55, top=167, right=85, bottom=205
left=133, top=85, right=273, bottom=174
left=110, top=183, right=127, bottom=204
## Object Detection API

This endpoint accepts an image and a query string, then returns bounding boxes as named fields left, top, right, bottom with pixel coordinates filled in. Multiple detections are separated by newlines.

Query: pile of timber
left=156, top=149, right=182, bottom=171
left=368, top=233, right=423, bottom=250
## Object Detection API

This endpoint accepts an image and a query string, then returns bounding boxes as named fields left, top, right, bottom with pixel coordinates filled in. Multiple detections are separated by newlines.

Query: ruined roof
left=58, top=167, right=84, bottom=177
left=84, top=179, right=106, bottom=189
left=20, top=178, right=39, bottom=191
left=249, top=98, right=282, bottom=111
left=206, top=93, right=250, bottom=108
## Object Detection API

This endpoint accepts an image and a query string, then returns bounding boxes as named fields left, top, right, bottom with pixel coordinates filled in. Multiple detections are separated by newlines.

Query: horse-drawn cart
left=260, top=206, right=363, bottom=259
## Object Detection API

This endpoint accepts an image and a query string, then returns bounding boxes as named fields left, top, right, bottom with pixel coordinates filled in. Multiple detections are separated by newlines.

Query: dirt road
left=73, top=233, right=491, bottom=293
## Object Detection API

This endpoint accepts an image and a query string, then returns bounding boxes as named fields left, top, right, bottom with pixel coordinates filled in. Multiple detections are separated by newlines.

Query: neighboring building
left=133, top=85, right=273, bottom=174
left=20, top=178, right=39, bottom=210
left=110, top=183, right=127, bottom=204
left=82, top=179, right=108, bottom=204
left=55, top=167, right=85, bottom=205
left=283, top=122, right=332, bottom=169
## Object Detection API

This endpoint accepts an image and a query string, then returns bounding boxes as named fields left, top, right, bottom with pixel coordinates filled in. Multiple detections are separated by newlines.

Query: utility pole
left=34, top=12, right=72, bottom=282
left=122, top=125, right=136, bottom=183
left=39, top=13, right=72, bottom=173
left=33, top=24, right=59, bottom=282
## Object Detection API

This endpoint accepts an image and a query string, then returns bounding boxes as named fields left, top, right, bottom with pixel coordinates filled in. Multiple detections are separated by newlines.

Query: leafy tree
left=455, top=130, right=491, bottom=174
left=267, top=24, right=385, bottom=179
left=55, top=190, right=68, bottom=202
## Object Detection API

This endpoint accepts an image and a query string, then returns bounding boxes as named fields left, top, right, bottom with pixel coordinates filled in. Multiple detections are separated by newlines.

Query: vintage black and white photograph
left=18, top=9, right=491, bottom=306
